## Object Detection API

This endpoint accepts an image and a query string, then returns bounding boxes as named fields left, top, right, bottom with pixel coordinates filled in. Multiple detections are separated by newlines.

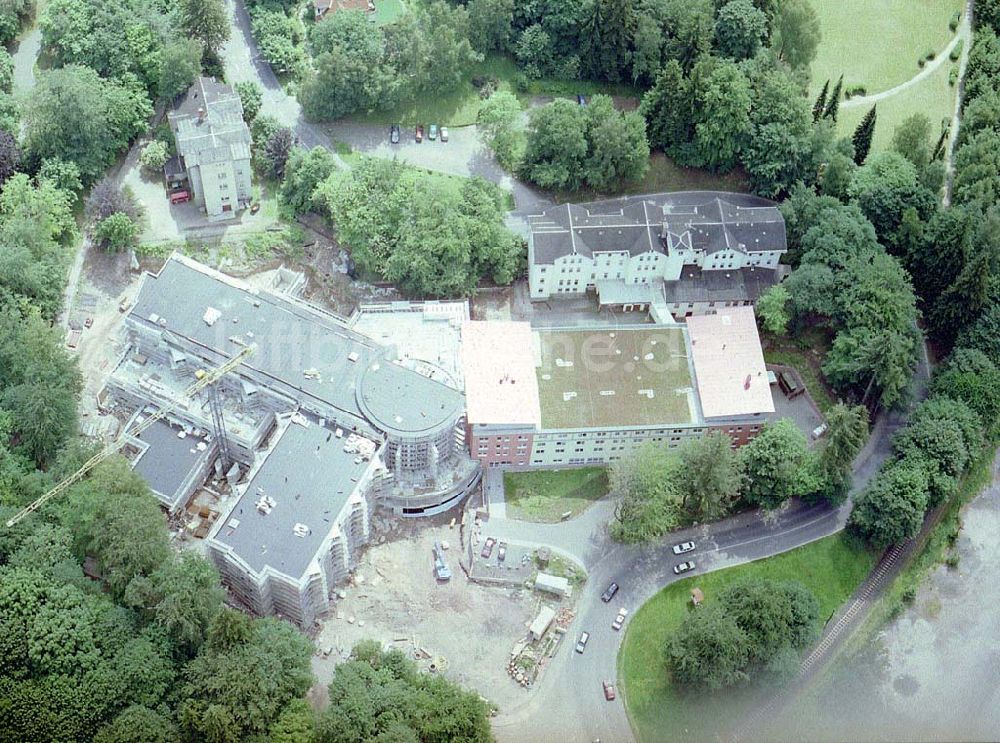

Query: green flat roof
left=534, top=326, right=697, bottom=430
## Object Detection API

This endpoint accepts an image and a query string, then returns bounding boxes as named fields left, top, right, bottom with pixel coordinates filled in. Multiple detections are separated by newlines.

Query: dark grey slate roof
left=212, top=419, right=374, bottom=578
left=523, top=192, right=786, bottom=264
left=661, top=265, right=782, bottom=305
left=169, top=77, right=251, bottom=168
left=132, top=419, right=211, bottom=511
left=130, top=256, right=463, bottom=440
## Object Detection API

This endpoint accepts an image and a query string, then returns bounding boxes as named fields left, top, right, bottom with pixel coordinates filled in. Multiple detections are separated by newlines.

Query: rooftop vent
left=292, top=523, right=310, bottom=537
left=348, top=351, right=360, bottom=362
left=203, top=307, right=221, bottom=326
left=255, top=494, right=276, bottom=514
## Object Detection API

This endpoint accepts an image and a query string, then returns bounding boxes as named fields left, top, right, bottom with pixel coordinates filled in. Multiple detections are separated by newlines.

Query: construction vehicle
left=5, top=345, right=255, bottom=528
left=433, top=541, right=452, bottom=581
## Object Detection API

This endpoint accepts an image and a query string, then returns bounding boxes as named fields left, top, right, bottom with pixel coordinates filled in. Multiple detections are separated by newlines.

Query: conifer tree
left=823, top=75, right=843, bottom=121
left=812, top=79, right=829, bottom=122
left=852, top=104, right=877, bottom=164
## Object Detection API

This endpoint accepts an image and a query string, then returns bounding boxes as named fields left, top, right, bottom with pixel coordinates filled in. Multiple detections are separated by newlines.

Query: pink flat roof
left=686, top=307, right=774, bottom=419
left=461, top=321, right=541, bottom=427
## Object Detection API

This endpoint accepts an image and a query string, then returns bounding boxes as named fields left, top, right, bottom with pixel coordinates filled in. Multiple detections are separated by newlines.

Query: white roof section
left=686, top=307, right=774, bottom=419
left=461, top=321, right=541, bottom=428
left=529, top=605, right=557, bottom=638
left=535, top=572, right=572, bottom=597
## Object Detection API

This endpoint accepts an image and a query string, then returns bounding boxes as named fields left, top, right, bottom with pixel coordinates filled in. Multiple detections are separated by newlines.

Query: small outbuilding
left=534, top=572, right=572, bottom=598
left=528, top=605, right=556, bottom=641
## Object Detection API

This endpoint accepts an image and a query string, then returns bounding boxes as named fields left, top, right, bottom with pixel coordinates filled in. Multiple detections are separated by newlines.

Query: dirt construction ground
left=310, top=520, right=539, bottom=712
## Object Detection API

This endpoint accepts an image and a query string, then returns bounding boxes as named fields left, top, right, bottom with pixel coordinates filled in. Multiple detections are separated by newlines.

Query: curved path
left=842, top=9, right=971, bottom=110
left=489, top=348, right=928, bottom=742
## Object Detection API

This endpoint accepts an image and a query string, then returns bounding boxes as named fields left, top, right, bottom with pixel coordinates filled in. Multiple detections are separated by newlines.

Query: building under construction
left=102, top=254, right=479, bottom=627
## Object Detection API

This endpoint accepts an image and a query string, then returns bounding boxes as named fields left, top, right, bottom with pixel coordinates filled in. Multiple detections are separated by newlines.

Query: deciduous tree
left=713, top=0, right=768, bottom=60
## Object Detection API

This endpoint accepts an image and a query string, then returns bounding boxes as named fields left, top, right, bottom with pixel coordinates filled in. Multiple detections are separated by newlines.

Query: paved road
left=489, top=358, right=923, bottom=742
left=222, top=0, right=349, bottom=170
left=10, top=27, right=40, bottom=96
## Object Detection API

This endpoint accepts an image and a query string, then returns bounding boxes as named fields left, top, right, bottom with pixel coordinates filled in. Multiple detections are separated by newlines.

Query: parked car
left=602, top=680, right=616, bottom=701
left=497, top=541, right=507, bottom=562
left=673, top=561, right=695, bottom=575
left=415, top=125, right=424, bottom=142
left=672, top=541, right=696, bottom=555
left=390, top=124, right=400, bottom=144
left=84, top=317, right=94, bottom=329
left=600, top=582, right=619, bottom=603
left=575, top=631, right=590, bottom=653
left=612, top=608, right=628, bottom=631
left=429, top=123, right=438, bottom=140
left=440, top=126, right=449, bottom=142
left=481, top=537, right=496, bottom=559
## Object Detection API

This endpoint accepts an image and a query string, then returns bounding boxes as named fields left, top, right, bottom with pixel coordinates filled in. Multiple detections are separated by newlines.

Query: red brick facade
left=469, top=428, right=534, bottom=467
left=709, top=421, right=764, bottom=448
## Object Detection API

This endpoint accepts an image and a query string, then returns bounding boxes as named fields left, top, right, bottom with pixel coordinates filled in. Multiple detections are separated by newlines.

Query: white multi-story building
left=524, top=192, right=787, bottom=315
left=461, top=308, right=776, bottom=470
left=168, top=77, right=253, bottom=221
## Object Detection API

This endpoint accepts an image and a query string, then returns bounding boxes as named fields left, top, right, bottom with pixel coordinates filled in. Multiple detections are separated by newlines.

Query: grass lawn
left=761, top=446, right=997, bottom=741
left=809, top=0, right=963, bottom=97
left=373, top=0, right=405, bottom=25
left=836, top=60, right=957, bottom=155
left=619, top=533, right=877, bottom=743
left=503, top=467, right=608, bottom=523
left=348, top=55, right=639, bottom=128
left=554, top=153, right=751, bottom=203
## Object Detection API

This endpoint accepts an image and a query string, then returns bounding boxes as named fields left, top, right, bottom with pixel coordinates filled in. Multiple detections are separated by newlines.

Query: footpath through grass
left=503, top=467, right=608, bottom=523
left=809, top=0, right=962, bottom=97
left=837, top=60, right=957, bottom=155
left=619, top=533, right=876, bottom=743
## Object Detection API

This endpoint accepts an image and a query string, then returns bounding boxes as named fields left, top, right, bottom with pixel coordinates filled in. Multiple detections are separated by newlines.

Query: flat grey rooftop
left=130, top=256, right=463, bottom=438
left=132, top=418, right=211, bottom=511
left=213, top=419, right=374, bottom=578
left=661, top=265, right=781, bottom=305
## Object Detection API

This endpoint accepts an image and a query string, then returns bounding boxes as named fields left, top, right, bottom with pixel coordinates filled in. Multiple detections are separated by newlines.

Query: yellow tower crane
left=5, top=345, right=255, bottom=528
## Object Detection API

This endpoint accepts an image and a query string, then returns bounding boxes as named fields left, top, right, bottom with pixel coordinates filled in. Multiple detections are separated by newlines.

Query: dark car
left=577, top=94, right=587, bottom=105
left=600, top=582, right=619, bottom=603
left=480, top=537, right=496, bottom=559
left=390, top=124, right=400, bottom=144
left=673, top=561, right=695, bottom=575
left=415, top=125, right=424, bottom=143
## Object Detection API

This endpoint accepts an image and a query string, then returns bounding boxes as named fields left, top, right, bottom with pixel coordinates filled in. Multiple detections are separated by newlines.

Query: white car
left=673, top=561, right=695, bottom=575
left=612, top=608, right=628, bottom=631
left=672, top=541, right=696, bottom=555
left=575, top=631, right=590, bottom=653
